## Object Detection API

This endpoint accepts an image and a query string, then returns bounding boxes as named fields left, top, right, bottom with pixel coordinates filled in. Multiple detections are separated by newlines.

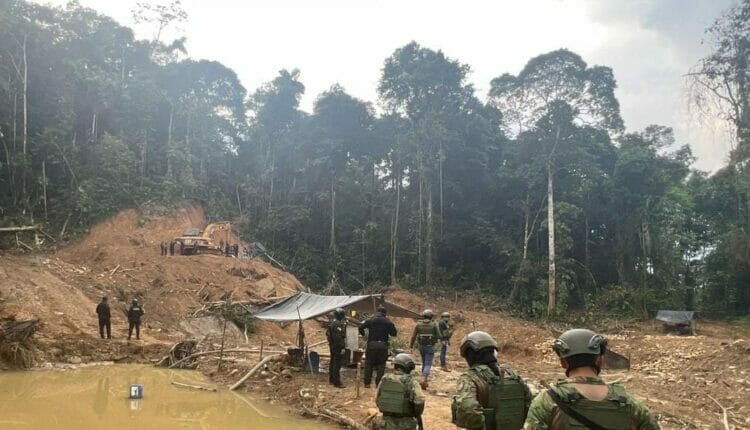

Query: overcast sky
left=35, top=0, right=737, bottom=171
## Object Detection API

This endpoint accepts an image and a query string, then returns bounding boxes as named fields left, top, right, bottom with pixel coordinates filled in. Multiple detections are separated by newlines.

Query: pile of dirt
left=0, top=205, right=308, bottom=367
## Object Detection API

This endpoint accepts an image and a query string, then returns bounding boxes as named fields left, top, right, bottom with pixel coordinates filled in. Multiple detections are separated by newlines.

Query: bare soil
left=1, top=206, right=748, bottom=429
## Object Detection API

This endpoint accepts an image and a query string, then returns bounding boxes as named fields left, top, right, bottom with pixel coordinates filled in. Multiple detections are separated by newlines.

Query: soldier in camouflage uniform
left=374, top=353, right=425, bottom=430
left=409, top=309, right=442, bottom=389
left=452, top=331, right=531, bottom=430
left=525, top=329, right=660, bottom=430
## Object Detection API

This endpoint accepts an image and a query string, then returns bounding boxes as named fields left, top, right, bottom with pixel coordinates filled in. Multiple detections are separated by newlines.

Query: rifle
left=417, top=414, right=424, bottom=430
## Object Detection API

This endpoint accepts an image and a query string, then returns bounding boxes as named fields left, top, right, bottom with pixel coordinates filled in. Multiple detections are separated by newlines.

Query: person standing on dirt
left=127, top=298, right=145, bottom=340
left=438, top=311, right=454, bottom=372
left=409, top=309, right=442, bottom=389
left=326, top=307, right=347, bottom=388
left=359, top=305, right=397, bottom=388
left=95, top=296, right=111, bottom=339
left=159, top=242, right=165, bottom=256
left=169, top=241, right=175, bottom=256
left=374, top=353, right=425, bottom=430
left=452, top=331, right=531, bottom=430
left=525, top=329, right=660, bottom=430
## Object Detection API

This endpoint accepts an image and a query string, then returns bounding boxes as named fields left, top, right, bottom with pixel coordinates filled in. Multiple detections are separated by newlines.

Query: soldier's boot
left=420, top=376, right=429, bottom=390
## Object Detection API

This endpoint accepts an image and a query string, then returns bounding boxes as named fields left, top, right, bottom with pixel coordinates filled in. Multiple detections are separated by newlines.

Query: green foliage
left=0, top=0, right=747, bottom=319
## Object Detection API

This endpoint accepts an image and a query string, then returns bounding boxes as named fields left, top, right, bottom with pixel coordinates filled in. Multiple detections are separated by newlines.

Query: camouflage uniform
left=453, top=364, right=532, bottom=430
left=376, top=370, right=425, bottom=430
left=524, top=376, right=660, bottom=430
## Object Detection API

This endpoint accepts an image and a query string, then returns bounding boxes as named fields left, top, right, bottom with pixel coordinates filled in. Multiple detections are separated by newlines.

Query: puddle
left=0, top=364, right=332, bottom=429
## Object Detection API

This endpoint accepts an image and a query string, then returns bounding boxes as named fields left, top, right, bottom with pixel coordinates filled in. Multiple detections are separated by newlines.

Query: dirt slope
left=0, top=205, right=307, bottom=365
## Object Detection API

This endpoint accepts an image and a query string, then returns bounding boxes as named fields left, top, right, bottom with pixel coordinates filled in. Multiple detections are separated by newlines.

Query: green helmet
left=393, top=353, right=416, bottom=373
left=553, top=329, right=607, bottom=358
left=459, top=331, right=498, bottom=357
left=422, top=309, right=434, bottom=320
left=441, top=312, right=450, bottom=319
left=333, top=307, right=346, bottom=320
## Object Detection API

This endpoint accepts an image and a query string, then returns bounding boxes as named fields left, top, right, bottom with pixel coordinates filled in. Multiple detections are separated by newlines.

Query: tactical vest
left=377, top=375, right=414, bottom=417
left=551, top=388, right=633, bottom=430
left=474, top=367, right=527, bottom=430
left=415, top=321, right=437, bottom=346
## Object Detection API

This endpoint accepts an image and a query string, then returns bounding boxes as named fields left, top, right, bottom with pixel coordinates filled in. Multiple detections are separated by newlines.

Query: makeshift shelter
left=655, top=310, right=696, bottom=335
left=252, top=292, right=421, bottom=322
left=253, top=292, right=420, bottom=367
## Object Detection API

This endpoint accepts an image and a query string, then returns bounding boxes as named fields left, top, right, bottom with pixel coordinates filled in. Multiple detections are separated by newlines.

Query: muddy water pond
left=0, top=364, right=333, bottom=429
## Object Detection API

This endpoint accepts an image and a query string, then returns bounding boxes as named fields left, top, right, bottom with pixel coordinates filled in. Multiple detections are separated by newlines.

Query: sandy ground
left=1, top=206, right=748, bottom=429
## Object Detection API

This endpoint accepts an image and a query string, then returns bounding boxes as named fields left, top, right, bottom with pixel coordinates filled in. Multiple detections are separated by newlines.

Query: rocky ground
left=0, top=206, right=748, bottom=429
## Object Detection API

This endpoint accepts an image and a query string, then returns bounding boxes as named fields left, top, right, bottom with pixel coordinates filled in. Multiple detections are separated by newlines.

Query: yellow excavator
left=174, top=222, right=233, bottom=255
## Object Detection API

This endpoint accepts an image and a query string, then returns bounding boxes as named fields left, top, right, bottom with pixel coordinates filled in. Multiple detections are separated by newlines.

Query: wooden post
left=218, top=319, right=227, bottom=371
left=356, top=360, right=361, bottom=398
left=259, top=339, right=264, bottom=360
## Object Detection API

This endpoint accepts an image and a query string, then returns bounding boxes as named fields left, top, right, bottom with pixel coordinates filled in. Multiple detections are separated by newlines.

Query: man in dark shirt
left=326, top=307, right=347, bottom=388
left=127, top=299, right=145, bottom=340
left=359, top=305, right=397, bottom=388
left=95, top=296, right=111, bottom=339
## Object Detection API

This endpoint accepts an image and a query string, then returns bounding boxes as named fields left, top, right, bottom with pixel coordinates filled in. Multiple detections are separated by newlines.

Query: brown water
left=0, top=364, right=333, bottom=429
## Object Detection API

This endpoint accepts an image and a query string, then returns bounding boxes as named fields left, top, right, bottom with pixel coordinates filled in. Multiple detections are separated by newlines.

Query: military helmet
left=553, top=328, right=607, bottom=358
left=393, top=353, right=416, bottom=373
left=422, top=309, right=434, bottom=319
left=132, top=298, right=139, bottom=304
left=441, top=312, right=450, bottom=318
left=377, top=305, right=387, bottom=315
left=333, top=307, right=346, bottom=319
left=459, top=331, right=498, bottom=357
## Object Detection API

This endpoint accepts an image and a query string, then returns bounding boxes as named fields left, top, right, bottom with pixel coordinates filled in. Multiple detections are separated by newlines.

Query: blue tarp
left=655, top=310, right=695, bottom=325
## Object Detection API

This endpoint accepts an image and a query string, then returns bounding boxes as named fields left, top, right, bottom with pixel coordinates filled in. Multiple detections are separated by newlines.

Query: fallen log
left=167, top=348, right=285, bottom=369
left=0, top=225, right=40, bottom=233
left=307, top=339, right=328, bottom=348
left=707, top=395, right=731, bottom=430
left=171, top=381, right=217, bottom=392
left=302, top=406, right=367, bottom=430
left=229, top=354, right=282, bottom=391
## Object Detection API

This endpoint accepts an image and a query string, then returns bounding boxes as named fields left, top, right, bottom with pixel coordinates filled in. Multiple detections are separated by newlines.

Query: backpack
left=415, top=321, right=437, bottom=346
left=377, top=374, right=415, bottom=417
left=475, top=367, right=527, bottom=430
left=549, top=387, right=633, bottom=430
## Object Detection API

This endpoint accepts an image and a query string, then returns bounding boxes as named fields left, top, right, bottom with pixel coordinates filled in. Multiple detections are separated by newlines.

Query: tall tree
left=489, top=49, right=623, bottom=315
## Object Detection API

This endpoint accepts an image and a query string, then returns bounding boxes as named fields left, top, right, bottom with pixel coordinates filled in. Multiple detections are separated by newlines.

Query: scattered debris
left=0, top=318, right=40, bottom=368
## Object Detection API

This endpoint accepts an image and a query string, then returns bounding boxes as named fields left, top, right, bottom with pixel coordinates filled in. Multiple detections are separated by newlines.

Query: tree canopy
left=0, top=0, right=747, bottom=317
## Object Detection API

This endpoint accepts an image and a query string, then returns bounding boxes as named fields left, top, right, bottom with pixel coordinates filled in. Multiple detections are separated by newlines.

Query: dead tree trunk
left=390, top=167, right=401, bottom=286
left=426, top=179, right=434, bottom=287
left=21, top=34, right=27, bottom=180
left=547, top=157, right=556, bottom=316
left=41, top=160, right=47, bottom=219
left=417, top=158, right=423, bottom=283
left=140, top=129, right=148, bottom=186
